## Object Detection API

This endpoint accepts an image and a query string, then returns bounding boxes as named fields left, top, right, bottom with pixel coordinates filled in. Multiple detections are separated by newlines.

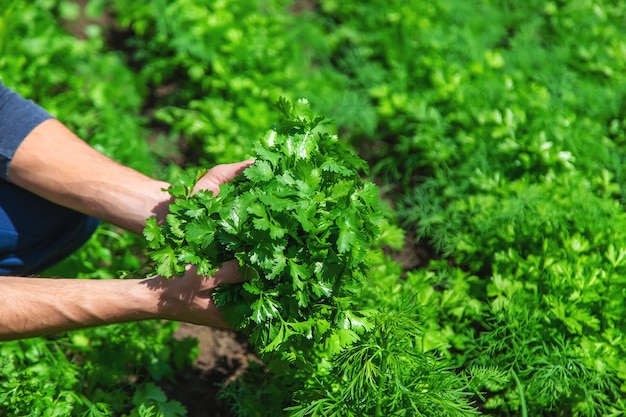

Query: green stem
left=511, top=369, right=528, bottom=417
left=375, top=334, right=388, bottom=417
left=604, top=265, right=614, bottom=332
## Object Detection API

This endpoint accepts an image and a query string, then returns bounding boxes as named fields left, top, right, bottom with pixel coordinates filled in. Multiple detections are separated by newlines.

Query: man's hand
left=143, top=260, right=241, bottom=329
left=154, top=159, right=254, bottom=328
left=147, top=159, right=255, bottom=328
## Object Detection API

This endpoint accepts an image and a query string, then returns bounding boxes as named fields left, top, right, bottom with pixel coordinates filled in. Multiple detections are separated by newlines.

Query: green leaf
left=312, top=281, right=333, bottom=298
left=143, top=217, right=164, bottom=249
left=252, top=294, right=281, bottom=323
left=177, top=248, right=201, bottom=266
left=341, top=311, right=373, bottom=333
left=166, top=213, right=185, bottom=239
left=264, top=251, right=288, bottom=280
left=243, top=281, right=263, bottom=295
left=196, top=259, right=216, bottom=277
left=258, top=194, right=292, bottom=212
left=244, top=159, right=274, bottom=182
left=315, top=319, right=331, bottom=338
left=321, top=159, right=354, bottom=177
left=220, top=209, right=242, bottom=234
left=294, top=204, right=315, bottom=232
left=289, top=260, right=308, bottom=290
left=295, top=290, right=310, bottom=308
left=252, top=217, right=271, bottom=232
left=151, top=247, right=179, bottom=278
left=337, top=224, right=356, bottom=254
left=254, top=142, right=281, bottom=167
left=184, top=217, right=216, bottom=248
left=353, top=181, right=379, bottom=208
left=174, top=197, right=207, bottom=219
left=262, top=324, right=286, bottom=353
left=325, top=329, right=359, bottom=355
left=269, top=222, right=287, bottom=239
left=133, top=382, right=167, bottom=404
left=330, top=180, right=354, bottom=200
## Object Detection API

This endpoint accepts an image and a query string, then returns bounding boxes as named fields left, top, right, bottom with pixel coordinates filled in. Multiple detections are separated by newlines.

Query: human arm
left=0, top=118, right=253, bottom=340
left=0, top=149, right=251, bottom=341
left=0, top=260, right=241, bottom=341
left=1, top=89, right=254, bottom=340
left=8, top=118, right=252, bottom=234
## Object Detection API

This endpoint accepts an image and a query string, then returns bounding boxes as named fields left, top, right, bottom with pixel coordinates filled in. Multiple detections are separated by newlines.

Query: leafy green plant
left=286, top=306, right=482, bottom=417
left=217, top=250, right=493, bottom=417
left=0, top=321, right=195, bottom=417
left=145, top=98, right=381, bottom=367
left=6, top=0, right=626, bottom=415
left=109, top=0, right=321, bottom=166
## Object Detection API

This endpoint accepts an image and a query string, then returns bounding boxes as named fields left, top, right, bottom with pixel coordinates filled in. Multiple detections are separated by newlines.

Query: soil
left=162, top=324, right=258, bottom=417
left=392, top=230, right=433, bottom=275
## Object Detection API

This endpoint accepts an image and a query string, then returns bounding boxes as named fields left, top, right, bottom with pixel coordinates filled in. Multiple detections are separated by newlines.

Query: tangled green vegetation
left=2, top=0, right=626, bottom=415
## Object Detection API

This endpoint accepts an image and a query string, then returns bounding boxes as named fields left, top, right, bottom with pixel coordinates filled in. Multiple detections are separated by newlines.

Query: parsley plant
left=145, top=98, right=381, bottom=366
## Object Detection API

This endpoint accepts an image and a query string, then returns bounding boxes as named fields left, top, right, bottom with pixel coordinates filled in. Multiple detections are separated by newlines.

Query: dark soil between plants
left=162, top=324, right=258, bottom=417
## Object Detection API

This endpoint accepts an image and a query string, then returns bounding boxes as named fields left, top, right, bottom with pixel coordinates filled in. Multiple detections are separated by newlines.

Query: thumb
left=193, top=160, right=255, bottom=195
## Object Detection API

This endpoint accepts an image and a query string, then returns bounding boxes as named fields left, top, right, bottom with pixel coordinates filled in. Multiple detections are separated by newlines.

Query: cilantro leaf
left=144, top=98, right=382, bottom=370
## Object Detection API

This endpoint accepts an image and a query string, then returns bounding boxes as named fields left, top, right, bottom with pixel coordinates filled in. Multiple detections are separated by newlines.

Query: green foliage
left=109, top=0, right=320, bottom=166
left=219, top=251, right=485, bottom=417
left=286, top=306, right=480, bottom=417
left=0, top=322, right=195, bottom=416
left=298, top=2, right=626, bottom=415
left=146, top=99, right=381, bottom=364
left=147, top=101, right=484, bottom=416
left=5, top=0, right=626, bottom=415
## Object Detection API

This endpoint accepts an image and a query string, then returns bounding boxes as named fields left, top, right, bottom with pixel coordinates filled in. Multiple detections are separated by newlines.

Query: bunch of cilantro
left=145, top=98, right=381, bottom=365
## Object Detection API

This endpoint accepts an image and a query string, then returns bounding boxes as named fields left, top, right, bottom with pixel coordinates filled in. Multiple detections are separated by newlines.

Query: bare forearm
left=0, top=276, right=162, bottom=341
left=0, top=262, right=240, bottom=341
left=7, top=118, right=171, bottom=234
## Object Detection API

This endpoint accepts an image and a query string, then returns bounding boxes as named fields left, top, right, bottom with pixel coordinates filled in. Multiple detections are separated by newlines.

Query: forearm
left=0, top=276, right=162, bottom=341
left=0, top=262, right=240, bottom=341
left=7, top=118, right=171, bottom=234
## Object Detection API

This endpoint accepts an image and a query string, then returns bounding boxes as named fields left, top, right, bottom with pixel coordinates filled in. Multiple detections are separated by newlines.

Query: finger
left=193, top=160, right=255, bottom=195
left=206, top=259, right=245, bottom=287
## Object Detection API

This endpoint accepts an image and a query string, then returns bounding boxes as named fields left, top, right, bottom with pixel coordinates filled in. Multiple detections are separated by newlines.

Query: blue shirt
left=0, top=80, right=52, bottom=179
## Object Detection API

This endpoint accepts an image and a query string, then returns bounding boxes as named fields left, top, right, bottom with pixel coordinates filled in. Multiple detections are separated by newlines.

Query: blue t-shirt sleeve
left=0, top=80, right=53, bottom=180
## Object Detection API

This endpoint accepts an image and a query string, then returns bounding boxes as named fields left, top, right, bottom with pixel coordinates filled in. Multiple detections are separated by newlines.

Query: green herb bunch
left=287, top=305, right=483, bottom=417
left=145, top=98, right=382, bottom=364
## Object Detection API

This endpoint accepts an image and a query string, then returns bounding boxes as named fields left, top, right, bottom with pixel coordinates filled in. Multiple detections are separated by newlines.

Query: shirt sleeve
left=0, top=80, right=53, bottom=180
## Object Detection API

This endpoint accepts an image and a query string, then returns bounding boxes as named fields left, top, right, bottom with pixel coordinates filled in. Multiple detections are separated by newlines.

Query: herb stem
left=375, top=332, right=388, bottom=417
left=511, top=369, right=528, bottom=417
